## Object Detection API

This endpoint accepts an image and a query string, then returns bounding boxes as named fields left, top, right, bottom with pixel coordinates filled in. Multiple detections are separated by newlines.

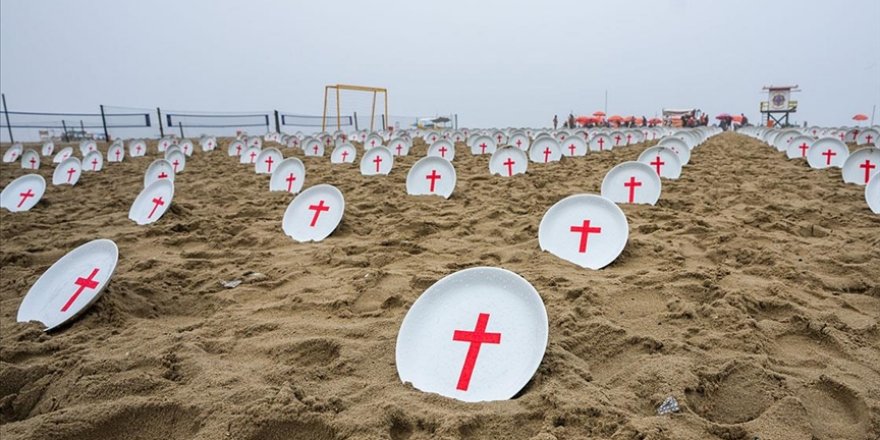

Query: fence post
left=156, top=107, right=164, bottom=137
left=353, top=112, right=359, bottom=131
left=61, top=120, right=69, bottom=142
left=100, top=105, right=110, bottom=142
left=274, top=110, right=281, bottom=133
left=454, top=114, right=458, bottom=130
left=381, top=114, right=386, bottom=131
left=1, top=93, right=13, bottom=143
left=178, top=122, right=184, bottom=138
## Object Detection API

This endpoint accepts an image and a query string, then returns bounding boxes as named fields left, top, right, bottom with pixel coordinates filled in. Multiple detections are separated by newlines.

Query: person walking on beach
left=553, top=115, right=558, bottom=130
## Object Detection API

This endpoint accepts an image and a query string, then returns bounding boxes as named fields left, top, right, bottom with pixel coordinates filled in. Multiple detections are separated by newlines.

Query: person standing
left=553, top=115, right=558, bottom=130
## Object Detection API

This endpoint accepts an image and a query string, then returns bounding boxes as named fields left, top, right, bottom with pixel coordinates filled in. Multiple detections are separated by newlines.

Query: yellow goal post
left=322, top=84, right=388, bottom=133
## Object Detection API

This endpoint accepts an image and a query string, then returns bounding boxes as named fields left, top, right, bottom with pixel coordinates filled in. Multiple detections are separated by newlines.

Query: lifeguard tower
left=760, top=85, right=799, bottom=127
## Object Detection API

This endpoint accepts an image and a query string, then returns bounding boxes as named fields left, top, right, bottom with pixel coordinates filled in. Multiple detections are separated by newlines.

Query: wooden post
left=322, top=86, right=329, bottom=132
left=370, top=91, right=377, bottom=132
left=274, top=110, right=281, bottom=133
left=336, top=86, right=341, bottom=132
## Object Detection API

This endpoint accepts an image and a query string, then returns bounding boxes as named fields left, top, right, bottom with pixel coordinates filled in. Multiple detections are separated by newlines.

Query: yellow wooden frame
left=322, top=84, right=388, bottom=133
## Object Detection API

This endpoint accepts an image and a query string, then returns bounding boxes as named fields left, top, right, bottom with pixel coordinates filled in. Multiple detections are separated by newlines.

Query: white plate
left=539, top=194, right=628, bottom=269
left=601, top=161, right=661, bottom=205
left=270, top=157, right=306, bottom=193
left=785, top=135, right=815, bottom=159
left=53, top=147, right=73, bottom=163
left=608, top=131, right=627, bottom=148
left=41, top=142, right=55, bottom=156
left=255, top=148, right=283, bottom=174
left=489, top=146, right=528, bottom=177
left=107, top=144, right=125, bottom=162
left=53, top=157, right=82, bottom=186
left=427, top=140, right=456, bottom=161
left=387, top=138, right=411, bottom=157
left=17, top=239, right=118, bottom=331
left=589, top=134, right=612, bottom=152
left=529, top=138, right=562, bottom=163
left=240, top=146, right=261, bottom=164
left=3, top=143, right=23, bottom=162
left=79, top=140, right=97, bottom=155
left=20, top=149, right=40, bottom=170
left=178, top=140, right=194, bottom=156
left=406, top=156, right=456, bottom=198
left=129, top=140, right=147, bottom=157
left=470, top=136, right=497, bottom=155
left=200, top=137, right=217, bottom=152
left=807, top=137, right=849, bottom=169
left=637, top=146, right=682, bottom=179
left=282, top=184, right=345, bottom=242
left=331, top=143, right=357, bottom=164
left=303, top=139, right=324, bottom=157
left=129, top=179, right=174, bottom=225
left=164, top=145, right=182, bottom=159
left=83, top=150, right=104, bottom=172
left=841, top=148, right=879, bottom=185
left=228, top=140, right=246, bottom=157
left=867, top=170, right=880, bottom=214
left=1, top=174, right=46, bottom=212
left=364, top=134, right=384, bottom=149
left=560, top=137, right=587, bottom=157
left=507, top=134, right=529, bottom=151
left=143, top=159, right=175, bottom=188
left=360, top=146, right=393, bottom=175
left=396, top=267, right=548, bottom=403
left=157, top=137, right=173, bottom=152
left=658, top=137, right=691, bottom=165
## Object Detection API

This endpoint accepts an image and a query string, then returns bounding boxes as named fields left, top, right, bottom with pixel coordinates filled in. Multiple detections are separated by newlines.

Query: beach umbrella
left=593, top=111, right=606, bottom=117
left=715, top=113, right=732, bottom=120
left=607, top=115, right=623, bottom=122
left=731, top=115, right=743, bottom=123
left=576, top=116, right=592, bottom=124
left=852, top=114, right=868, bottom=121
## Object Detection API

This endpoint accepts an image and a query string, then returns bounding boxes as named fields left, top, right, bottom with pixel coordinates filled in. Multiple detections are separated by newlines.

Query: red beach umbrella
left=853, top=114, right=869, bottom=121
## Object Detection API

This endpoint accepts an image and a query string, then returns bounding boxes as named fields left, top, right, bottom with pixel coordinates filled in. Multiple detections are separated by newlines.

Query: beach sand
left=1, top=132, right=878, bottom=439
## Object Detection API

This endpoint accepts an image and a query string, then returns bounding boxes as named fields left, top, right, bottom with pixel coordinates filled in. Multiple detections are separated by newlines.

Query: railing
left=0, top=93, right=458, bottom=142
left=760, top=101, right=798, bottom=112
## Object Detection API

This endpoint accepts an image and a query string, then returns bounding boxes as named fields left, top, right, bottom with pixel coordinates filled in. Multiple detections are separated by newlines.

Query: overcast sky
left=1, top=0, right=879, bottom=135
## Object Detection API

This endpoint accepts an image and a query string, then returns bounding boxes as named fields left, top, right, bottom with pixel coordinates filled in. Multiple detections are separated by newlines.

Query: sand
left=1, top=132, right=878, bottom=440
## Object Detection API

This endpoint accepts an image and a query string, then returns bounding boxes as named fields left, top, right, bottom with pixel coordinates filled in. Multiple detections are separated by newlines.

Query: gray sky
left=2, top=0, right=879, bottom=133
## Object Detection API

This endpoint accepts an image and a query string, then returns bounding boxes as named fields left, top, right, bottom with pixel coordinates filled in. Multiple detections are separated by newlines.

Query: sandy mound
left=1, top=133, right=878, bottom=439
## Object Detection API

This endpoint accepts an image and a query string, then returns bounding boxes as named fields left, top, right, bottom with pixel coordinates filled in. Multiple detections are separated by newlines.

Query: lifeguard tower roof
left=762, top=85, right=800, bottom=91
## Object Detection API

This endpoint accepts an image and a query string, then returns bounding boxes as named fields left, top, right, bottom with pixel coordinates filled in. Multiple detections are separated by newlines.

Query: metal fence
left=0, top=94, right=458, bottom=142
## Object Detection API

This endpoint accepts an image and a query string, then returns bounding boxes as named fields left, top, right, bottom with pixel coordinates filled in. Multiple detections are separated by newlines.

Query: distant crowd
left=552, top=110, right=747, bottom=130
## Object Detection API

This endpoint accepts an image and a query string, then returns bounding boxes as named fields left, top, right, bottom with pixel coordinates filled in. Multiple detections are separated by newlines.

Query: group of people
left=718, top=113, right=749, bottom=131
left=552, top=114, right=662, bottom=130
left=551, top=110, right=750, bottom=130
